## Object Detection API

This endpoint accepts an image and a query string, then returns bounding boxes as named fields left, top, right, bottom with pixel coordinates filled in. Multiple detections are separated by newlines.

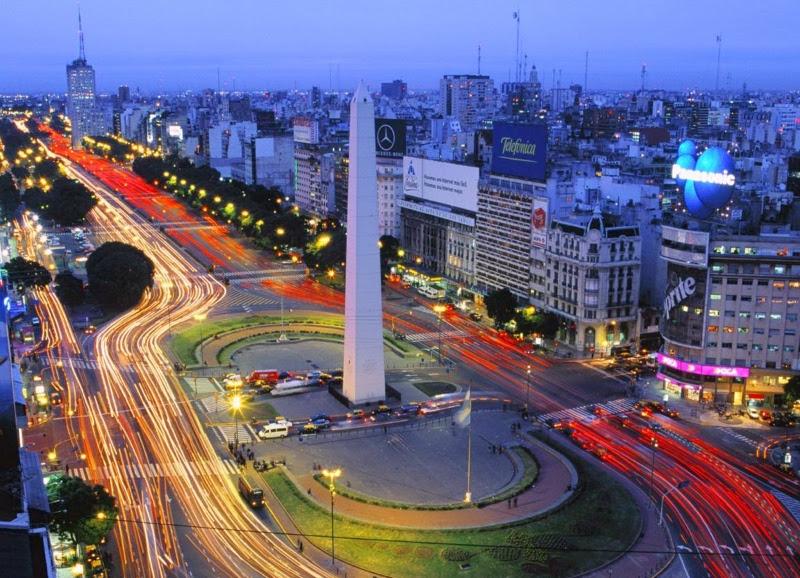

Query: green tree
left=484, top=288, right=518, bottom=328
left=3, top=256, right=51, bottom=288
left=87, top=242, right=155, bottom=311
left=54, top=271, right=85, bottom=307
left=303, top=229, right=346, bottom=271
left=47, top=475, right=117, bottom=546
left=784, top=376, right=800, bottom=406
left=45, top=178, right=97, bottom=225
left=379, top=235, right=401, bottom=276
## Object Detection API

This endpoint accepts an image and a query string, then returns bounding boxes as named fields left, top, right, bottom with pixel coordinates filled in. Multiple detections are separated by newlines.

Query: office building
left=381, top=80, right=407, bottom=100
left=439, top=74, right=495, bottom=132
left=117, top=85, right=130, bottom=104
left=658, top=225, right=800, bottom=405
left=294, top=145, right=335, bottom=219
left=65, top=12, right=100, bottom=149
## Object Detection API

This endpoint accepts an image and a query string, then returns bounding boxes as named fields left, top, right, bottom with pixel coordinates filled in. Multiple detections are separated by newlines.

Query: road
left=25, top=139, right=333, bottom=576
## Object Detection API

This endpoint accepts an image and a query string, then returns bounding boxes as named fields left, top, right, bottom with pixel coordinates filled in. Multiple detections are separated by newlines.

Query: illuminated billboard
left=531, top=197, right=548, bottom=248
left=673, top=140, right=735, bottom=218
left=402, top=157, right=478, bottom=212
left=660, top=262, right=707, bottom=348
left=491, top=122, right=547, bottom=182
left=657, top=353, right=750, bottom=378
left=375, top=118, right=406, bottom=159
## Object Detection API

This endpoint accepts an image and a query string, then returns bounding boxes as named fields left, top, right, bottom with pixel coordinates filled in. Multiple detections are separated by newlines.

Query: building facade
left=658, top=225, right=800, bottom=405
left=294, top=145, right=335, bottom=218
left=66, top=58, right=98, bottom=148
left=439, top=75, right=495, bottom=132
left=544, top=210, right=641, bottom=353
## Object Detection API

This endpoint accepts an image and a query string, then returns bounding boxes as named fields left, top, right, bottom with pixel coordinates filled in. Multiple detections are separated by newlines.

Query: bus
left=238, top=475, right=265, bottom=508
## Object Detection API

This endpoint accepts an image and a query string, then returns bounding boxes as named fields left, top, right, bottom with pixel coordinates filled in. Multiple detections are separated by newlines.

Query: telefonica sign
left=491, top=122, right=547, bottom=182
left=673, top=139, right=736, bottom=219
left=663, top=275, right=696, bottom=319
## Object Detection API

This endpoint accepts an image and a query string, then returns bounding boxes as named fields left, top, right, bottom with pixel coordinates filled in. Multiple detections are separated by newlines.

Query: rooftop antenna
left=715, top=35, right=722, bottom=92
left=523, top=53, right=528, bottom=81
left=216, top=67, right=221, bottom=93
left=477, top=44, right=481, bottom=75
left=640, top=63, right=647, bottom=92
left=513, top=10, right=521, bottom=82
left=77, top=3, right=86, bottom=61
left=584, top=51, right=589, bottom=93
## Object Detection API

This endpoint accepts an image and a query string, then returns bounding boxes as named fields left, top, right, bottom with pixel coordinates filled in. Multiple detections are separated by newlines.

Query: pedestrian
left=65, top=464, right=70, bottom=476
left=507, top=498, right=511, bottom=509
left=513, top=496, right=518, bottom=508
left=307, top=488, right=312, bottom=496
left=299, top=540, right=304, bottom=553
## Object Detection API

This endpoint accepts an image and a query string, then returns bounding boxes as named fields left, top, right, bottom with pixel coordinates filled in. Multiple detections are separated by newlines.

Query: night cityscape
left=2, top=1, right=800, bottom=577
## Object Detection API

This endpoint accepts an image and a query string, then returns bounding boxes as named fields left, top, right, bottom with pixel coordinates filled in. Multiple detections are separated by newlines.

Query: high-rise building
left=380, top=79, right=407, bottom=100
left=117, top=85, right=130, bottom=104
left=439, top=74, right=495, bottom=132
left=343, top=83, right=386, bottom=404
left=66, top=9, right=98, bottom=149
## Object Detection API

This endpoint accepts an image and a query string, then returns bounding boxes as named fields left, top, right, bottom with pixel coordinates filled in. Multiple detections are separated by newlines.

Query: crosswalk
left=537, top=398, right=636, bottom=425
left=720, top=428, right=759, bottom=448
left=217, top=289, right=279, bottom=313
left=216, top=423, right=255, bottom=445
left=773, top=490, right=800, bottom=525
left=405, top=329, right=466, bottom=344
left=41, top=356, right=100, bottom=371
left=70, top=458, right=240, bottom=482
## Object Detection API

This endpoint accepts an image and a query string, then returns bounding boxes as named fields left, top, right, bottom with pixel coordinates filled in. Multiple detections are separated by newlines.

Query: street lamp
left=231, top=394, right=242, bottom=450
left=433, top=303, right=447, bottom=364
left=649, top=435, right=659, bottom=503
left=193, top=313, right=208, bottom=371
left=525, top=365, right=532, bottom=414
left=659, top=480, right=690, bottom=526
left=321, top=467, right=342, bottom=566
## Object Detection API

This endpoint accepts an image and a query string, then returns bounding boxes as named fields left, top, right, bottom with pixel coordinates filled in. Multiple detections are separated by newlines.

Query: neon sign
left=657, top=353, right=749, bottom=378
left=673, top=140, right=736, bottom=219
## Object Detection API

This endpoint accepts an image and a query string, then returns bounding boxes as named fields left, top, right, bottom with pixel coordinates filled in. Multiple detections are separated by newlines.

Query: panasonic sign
left=671, top=164, right=735, bottom=186
left=663, top=276, right=696, bottom=320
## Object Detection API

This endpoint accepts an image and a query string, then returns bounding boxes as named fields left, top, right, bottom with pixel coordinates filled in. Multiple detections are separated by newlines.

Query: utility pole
left=513, top=10, right=521, bottom=82
left=477, top=45, right=481, bottom=75
left=584, top=51, right=589, bottom=94
left=715, top=35, right=722, bottom=93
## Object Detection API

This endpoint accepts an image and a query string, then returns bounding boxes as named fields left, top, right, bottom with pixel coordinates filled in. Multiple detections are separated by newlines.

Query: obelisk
left=343, top=82, right=386, bottom=405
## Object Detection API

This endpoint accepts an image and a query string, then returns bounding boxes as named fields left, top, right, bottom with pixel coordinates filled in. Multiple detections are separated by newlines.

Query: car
left=49, top=391, right=62, bottom=405
left=83, top=325, right=97, bottom=335
left=660, top=407, right=680, bottom=419
left=469, top=311, right=483, bottom=321
left=257, top=423, right=290, bottom=439
left=746, top=406, right=761, bottom=420
left=591, top=405, right=607, bottom=416
left=759, top=409, right=773, bottom=423
left=370, top=411, right=391, bottom=422
left=346, top=409, right=366, bottom=421
left=273, top=416, right=292, bottom=427
left=396, top=404, right=421, bottom=416
left=376, top=404, right=391, bottom=414
left=302, top=423, right=319, bottom=434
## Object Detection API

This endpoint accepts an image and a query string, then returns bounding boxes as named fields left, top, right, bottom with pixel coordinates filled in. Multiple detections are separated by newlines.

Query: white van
left=258, top=423, right=289, bottom=439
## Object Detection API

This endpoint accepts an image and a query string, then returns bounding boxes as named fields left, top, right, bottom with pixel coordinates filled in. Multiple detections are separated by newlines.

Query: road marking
left=537, top=398, right=635, bottom=425
left=772, top=490, right=800, bottom=525
left=70, top=459, right=240, bottom=481
left=404, top=330, right=466, bottom=343
left=720, top=428, right=759, bottom=448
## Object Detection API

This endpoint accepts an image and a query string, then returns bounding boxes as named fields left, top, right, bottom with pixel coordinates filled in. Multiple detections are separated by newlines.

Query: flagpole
left=465, top=418, right=472, bottom=503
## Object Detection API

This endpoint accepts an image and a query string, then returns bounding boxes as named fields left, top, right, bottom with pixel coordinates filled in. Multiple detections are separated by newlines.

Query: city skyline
left=1, top=0, right=799, bottom=93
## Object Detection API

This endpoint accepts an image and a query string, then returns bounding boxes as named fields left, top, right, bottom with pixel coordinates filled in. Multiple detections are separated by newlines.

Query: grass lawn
left=264, top=445, right=640, bottom=578
left=413, top=381, right=458, bottom=397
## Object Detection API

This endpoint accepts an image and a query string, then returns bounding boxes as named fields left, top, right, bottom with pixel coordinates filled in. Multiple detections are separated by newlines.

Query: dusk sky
left=1, top=0, right=797, bottom=94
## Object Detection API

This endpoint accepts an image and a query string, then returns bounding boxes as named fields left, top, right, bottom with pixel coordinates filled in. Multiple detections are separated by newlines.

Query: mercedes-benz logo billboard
left=376, top=123, right=396, bottom=151
left=374, top=118, right=406, bottom=158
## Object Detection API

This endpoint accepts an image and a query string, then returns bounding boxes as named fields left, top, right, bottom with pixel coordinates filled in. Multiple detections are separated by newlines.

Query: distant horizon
left=2, top=0, right=799, bottom=93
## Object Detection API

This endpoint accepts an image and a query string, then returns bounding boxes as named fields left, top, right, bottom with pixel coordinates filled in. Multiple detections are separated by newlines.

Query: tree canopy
left=3, top=256, right=51, bottom=288
left=484, top=288, right=518, bottom=328
left=25, top=177, right=97, bottom=225
left=86, top=242, right=154, bottom=311
left=379, top=235, right=401, bottom=277
left=0, top=173, right=21, bottom=219
left=784, top=376, right=800, bottom=406
left=47, top=475, right=117, bottom=546
left=54, top=271, right=85, bottom=307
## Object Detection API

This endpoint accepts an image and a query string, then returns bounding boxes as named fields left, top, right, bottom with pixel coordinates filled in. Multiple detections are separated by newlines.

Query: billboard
left=491, top=122, right=547, bottom=182
left=660, top=262, right=708, bottom=348
left=673, top=139, right=736, bottom=218
left=375, top=118, right=406, bottom=159
left=531, top=197, right=549, bottom=248
left=656, top=353, right=750, bottom=378
left=402, top=157, right=478, bottom=212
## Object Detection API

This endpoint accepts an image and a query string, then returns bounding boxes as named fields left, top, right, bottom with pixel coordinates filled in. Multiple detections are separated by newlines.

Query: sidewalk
left=291, top=434, right=576, bottom=529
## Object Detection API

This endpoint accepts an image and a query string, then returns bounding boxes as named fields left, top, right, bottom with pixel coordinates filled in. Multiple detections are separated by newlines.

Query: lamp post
left=649, top=435, right=659, bottom=503
left=525, top=364, right=532, bottom=414
left=231, top=394, right=242, bottom=450
left=321, top=467, right=342, bottom=566
left=433, top=304, right=447, bottom=364
left=659, top=480, right=690, bottom=526
left=193, top=312, right=208, bottom=368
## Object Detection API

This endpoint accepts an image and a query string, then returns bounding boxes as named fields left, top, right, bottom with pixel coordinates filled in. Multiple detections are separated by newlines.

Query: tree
left=484, top=288, right=518, bottom=328
left=784, top=376, right=800, bottom=407
left=87, top=242, right=155, bottom=311
left=536, top=311, right=561, bottom=339
left=303, top=229, right=346, bottom=271
left=44, top=178, right=97, bottom=225
left=47, top=475, right=117, bottom=546
left=3, top=256, right=51, bottom=288
left=54, top=271, right=85, bottom=307
left=0, top=173, right=21, bottom=219
left=379, top=235, right=401, bottom=276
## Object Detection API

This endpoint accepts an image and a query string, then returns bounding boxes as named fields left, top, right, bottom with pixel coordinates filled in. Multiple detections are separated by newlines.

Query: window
left=772, top=298, right=784, bottom=304
left=726, top=295, right=737, bottom=301
left=788, top=314, right=798, bottom=322
left=741, top=296, right=752, bottom=302
left=738, top=327, right=749, bottom=334
left=774, top=281, right=785, bottom=289
left=768, top=345, right=779, bottom=352
left=744, top=247, right=756, bottom=255
left=758, top=280, right=769, bottom=286
left=790, top=281, right=800, bottom=289
left=754, top=328, right=765, bottom=335
left=774, top=265, right=786, bottom=274
left=724, top=310, right=735, bottom=318
left=713, top=245, right=725, bottom=254
left=737, top=343, right=748, bottom=350
left=708, top=325, right=719, bottom=333
left=785, top=346, right=796, bottom=353
left=753, top=344, right=763, bottom=351
left=789, top=299, right=798, bottom=306
left=711, top=264, right=724, bottom=273
left=722, top=342, right=733, bottom=349
left=770, top=313, right=782, bottom=320
left=786, top=330, right=796, bottom=336
left=710, top=294, right=721, bottom=301
left=723, top=326, right=734, bottom=333
left=757, top=297, right=767, bottom=304
left=738, top=312, right=750, bottom=319
left=725, top=278, right=738, bottom=285
left=729, top=247, right=741, bottom=255
left=712, top=277, right=722, bottom=284
left=755, top=313, right=767, bottom=319
left=707, top=342, right=717, bottom=348
left=769, top=329, right=780, bottom=337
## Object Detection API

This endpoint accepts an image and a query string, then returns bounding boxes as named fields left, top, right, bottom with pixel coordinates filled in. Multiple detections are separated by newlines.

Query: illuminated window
left=739, top=312, right=750, bottom=318
left=770, top=313, right=782, bottom=320
left=710, top=294, right=721, bottom=301
left=708, top=325, right=719, bottom=333
left=755, top=313, right=766, bottom=319
left=772, top=298, right=784, bottom=304
left=738, top=327, right=749, bottom=334
left=693, top=308, right=703, bottom=315
left=774, top=281, right=785, bottom=289
left=775, top=265, right=786, bottom=274
left=713, top=246, right=725, bottom=254
left=709, top=310, right=720, bottom=317
left=789, top=299, right=798, bottom=305
left=681, top=305, right=689, bottom=312
left=744, top=247, right=756, bottom=255
left=723, top=326, right=734, bottom=333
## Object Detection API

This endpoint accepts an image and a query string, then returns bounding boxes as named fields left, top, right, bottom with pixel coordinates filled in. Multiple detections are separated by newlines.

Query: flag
left=513, top=11, right=518, bottom=20
left=455, top=388, right=471, bottom=427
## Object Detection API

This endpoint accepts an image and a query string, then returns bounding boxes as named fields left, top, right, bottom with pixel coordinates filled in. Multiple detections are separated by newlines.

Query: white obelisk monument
left=343, top=82, right=386, bottom=404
